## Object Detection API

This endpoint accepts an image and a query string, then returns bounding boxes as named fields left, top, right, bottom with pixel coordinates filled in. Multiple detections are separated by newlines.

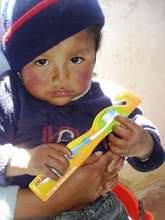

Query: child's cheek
left=75, top=72, right=92, bottom=90
left=23, top=72, right=47, bottom=92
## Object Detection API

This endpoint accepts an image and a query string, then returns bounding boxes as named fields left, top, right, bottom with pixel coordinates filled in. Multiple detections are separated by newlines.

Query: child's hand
left=107, top=115, right=154, bottom=158
left=26, top=143, right=72, bottom=179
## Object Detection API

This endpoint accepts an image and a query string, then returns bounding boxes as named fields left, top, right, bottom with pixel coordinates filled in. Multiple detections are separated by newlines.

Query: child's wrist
left=137, top=132, right=154, bottom=161
left=6, top=148, right=31, bottom=176
left=137, top=150, right=152, bottom=161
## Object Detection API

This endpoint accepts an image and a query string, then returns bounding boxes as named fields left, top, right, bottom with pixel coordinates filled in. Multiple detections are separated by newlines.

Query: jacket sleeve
left=127, top=108, right=165, bottom=171
left=0, top=73, right=18, bottom=185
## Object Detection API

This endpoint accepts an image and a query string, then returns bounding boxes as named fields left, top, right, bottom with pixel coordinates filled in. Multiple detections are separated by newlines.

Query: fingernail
left=94, top=151, right=103, bottom=156
left=50, top=167, right=61, bottom=177
left=64, top=154, right=72, bottom=160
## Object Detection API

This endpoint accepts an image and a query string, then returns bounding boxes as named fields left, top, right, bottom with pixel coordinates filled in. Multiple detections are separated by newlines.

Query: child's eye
left=34, top=59, right=49, bottom=66
left=70, top=57, right=84, bottom=64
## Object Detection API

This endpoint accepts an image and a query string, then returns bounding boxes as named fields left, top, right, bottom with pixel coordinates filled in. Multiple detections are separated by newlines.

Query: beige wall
left=96, top=0, right=165, bottom=190
left=96, top=0, right=165, bottom=149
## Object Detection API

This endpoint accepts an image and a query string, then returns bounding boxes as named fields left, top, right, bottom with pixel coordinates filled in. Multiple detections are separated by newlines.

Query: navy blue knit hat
left=1, top=0, right=105, bottom=71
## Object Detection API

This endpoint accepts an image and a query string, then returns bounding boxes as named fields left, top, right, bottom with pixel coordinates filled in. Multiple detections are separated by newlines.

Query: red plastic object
left=112, top=183, right=154, bottom=220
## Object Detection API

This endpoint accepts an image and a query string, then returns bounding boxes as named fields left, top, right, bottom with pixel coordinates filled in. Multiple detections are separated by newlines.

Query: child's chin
left=48, top=97, right=72, bottom=106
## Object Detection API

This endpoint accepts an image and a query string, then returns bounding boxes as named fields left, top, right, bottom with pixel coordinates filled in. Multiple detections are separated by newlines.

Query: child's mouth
left=50, top=90, right=72, bottom=97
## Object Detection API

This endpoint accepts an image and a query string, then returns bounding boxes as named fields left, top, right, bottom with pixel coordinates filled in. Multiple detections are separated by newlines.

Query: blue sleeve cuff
left=127, top=131, right=165, bottom=172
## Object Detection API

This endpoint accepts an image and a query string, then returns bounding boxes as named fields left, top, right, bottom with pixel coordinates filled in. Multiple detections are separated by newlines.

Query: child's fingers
left=108, top=133, right=126, bottom=148
left=115, top=115, right=136, bottom=130
left=43, top=166, right=59, bottom=180
left=47, top=148, right=70, bottom=166
left=46, top=157, right=69, bottom=176
left=110, top=143, right=128, bottom=156
left=112, top=124, right=131, bottom=139
left=48, top=143, right=72, bottom=158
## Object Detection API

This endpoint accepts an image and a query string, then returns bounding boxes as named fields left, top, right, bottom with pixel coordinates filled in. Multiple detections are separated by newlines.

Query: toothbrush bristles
left=102, top=109, right=118, bottom=122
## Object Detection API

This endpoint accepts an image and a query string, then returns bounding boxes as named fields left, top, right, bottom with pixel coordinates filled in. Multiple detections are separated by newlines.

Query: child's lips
left=50, top=90, right=72, bottom=97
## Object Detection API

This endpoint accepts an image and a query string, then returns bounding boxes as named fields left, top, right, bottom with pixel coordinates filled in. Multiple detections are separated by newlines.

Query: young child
left=0, top=0, right=164, bottom=219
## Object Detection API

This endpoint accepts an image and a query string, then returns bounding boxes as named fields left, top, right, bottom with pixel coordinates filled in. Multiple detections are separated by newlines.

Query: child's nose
left=52, top=66, right=69, bottom=83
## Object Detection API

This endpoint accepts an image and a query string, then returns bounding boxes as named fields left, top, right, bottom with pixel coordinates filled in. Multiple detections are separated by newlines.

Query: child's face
left=21, top=30, right=96, bottom=106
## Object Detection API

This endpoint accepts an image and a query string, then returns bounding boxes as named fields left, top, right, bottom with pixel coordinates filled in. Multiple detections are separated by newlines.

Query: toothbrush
left=29, top=90, right=141, bottom=201
left=71, top=109, right=118, bottom=156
